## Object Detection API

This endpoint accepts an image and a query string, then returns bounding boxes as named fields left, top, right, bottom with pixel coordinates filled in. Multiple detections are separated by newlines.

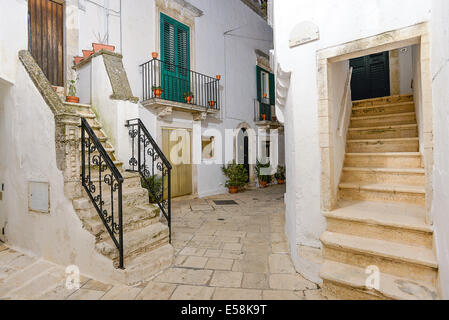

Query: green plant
left=255, top=160, right=272, bottom=184
left=141, top=175, right=163, bottom=204
left=274, top=165, right=286, bottom=181
left=152, top=85, right=163, bottom=91
left=68, top=79, right=77, bottom=97
left=221, top=162, right=248, bottom=189
left=183, top=91, right=194, bottom=98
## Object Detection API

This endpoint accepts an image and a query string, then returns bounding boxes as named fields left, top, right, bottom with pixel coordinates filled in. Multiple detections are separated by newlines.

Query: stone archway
left=234, top=122, right=257, bottom=185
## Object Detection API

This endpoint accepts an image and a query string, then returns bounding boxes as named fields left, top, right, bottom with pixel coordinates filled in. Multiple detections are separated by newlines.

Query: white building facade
left=270, top=0, right=449, bottom=299
left=0, top=0, right=283, bottom=284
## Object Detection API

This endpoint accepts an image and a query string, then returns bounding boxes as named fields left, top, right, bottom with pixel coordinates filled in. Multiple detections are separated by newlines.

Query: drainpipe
left=104, top=0, right=109, bottom=43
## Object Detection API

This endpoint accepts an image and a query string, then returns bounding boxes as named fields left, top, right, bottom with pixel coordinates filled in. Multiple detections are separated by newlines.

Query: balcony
left=140, top=58, right=220, bottom=120
left=254, top=98, right=282, bottom=129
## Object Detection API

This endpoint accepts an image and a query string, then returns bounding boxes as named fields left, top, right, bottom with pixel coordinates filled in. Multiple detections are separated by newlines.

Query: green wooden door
left=160, top=13, right=190, bottom=103
left=350, top=52, right=390, bottom=101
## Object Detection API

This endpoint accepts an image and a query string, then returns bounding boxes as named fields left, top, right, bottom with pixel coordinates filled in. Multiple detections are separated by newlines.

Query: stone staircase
left=320, top=94, right=439, bottom=300
left=65, top=101, right=173, bottom=285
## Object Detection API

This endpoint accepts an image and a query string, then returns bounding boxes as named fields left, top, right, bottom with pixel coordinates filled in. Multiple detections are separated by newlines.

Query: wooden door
left=28, top=0, right=64, bottom=86
left=162, top=128, right=192, bottom=198
left=350, top=52, right=390, bottom=101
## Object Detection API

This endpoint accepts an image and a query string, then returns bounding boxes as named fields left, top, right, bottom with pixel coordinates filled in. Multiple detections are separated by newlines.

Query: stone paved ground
left=0, top=185, right=325, bottom=300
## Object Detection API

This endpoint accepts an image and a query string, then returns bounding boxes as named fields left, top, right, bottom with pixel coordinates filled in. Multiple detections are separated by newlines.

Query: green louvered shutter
left=269, top=72, right=275, bottom=105
left=160, top=13, right=190, bottom=102
left=256, top=66, right=262, bottom=102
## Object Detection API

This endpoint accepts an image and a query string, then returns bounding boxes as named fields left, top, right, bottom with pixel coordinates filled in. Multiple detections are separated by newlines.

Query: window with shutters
left=160, top=13, right=191, bottom=102
left=256, top=66, right=275, bottom=121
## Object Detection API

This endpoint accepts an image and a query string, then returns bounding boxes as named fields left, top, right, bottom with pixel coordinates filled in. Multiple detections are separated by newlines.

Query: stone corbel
left=275, top=63, right=292, bottom=125
left=193, top=111, right=207, bottom=122
left=155, top=106, right=173, bottom=119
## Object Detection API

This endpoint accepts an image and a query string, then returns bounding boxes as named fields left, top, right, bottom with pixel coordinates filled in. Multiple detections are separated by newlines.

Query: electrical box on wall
left=28, top=181, right=50, bottom=214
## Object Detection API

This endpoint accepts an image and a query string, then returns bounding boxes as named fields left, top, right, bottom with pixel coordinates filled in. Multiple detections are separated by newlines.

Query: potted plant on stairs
left=66, top=79, right=79, bottom=103
left=275, top=165, right=286, bottom=185
left=255, top=160, right=272, bottom=188
left=222, top=162, right=248, bottom=194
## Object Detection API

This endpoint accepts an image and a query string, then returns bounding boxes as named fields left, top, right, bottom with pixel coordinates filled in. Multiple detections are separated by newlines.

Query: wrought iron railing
left=254, top=98, right=276, bottom=122
left=125, top=119, right=172, bottom=242
left=80, top=118, right=124, bottom=268
left=140, top=58, right=220, bottom=110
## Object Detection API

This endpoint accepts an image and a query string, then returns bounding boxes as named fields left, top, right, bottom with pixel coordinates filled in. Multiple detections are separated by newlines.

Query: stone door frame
left=316, top=22, right=434, bottom=223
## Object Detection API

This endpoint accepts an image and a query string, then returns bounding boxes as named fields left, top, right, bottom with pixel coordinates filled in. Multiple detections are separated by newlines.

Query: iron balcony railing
left=125, top=119, right=172, bottom=242
left=254, top=98, right=276, bottom=122
left=80, top=118, right=124, bottom=268
left=140, top=58, right=220, bottom=111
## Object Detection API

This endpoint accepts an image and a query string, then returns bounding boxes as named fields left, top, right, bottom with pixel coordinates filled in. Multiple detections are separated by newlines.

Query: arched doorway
left=237, top=128, right=250, bottom=182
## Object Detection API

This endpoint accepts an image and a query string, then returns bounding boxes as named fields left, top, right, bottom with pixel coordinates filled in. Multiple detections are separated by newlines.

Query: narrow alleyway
left=0, top=185, right=325, bottom=300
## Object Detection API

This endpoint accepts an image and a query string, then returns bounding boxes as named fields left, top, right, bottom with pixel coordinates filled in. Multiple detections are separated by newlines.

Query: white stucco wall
left=120, top=0, right=274, bottom=198
left=272, top=0, right=432, bottom=282
left=0, top=61, right=124, bottom=284
left=0, top=0, right=27, bottom=84
left=399, top=46, right=414, bottom=95
left=430, top=0, right=449, bottom=299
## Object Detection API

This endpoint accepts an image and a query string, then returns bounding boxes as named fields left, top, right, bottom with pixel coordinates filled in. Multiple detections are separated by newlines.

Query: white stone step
left=85, top=204, right=160, bottom=236
left=95, top=222, right=169, bottom=264
left=350, top=112, right=416, bottom=128
left=346, top=137, right=419, bottom=153
left=339, top=182, right=426, bottom=206
left=321, top=231, right=438, bottom=284
left=320, top=260, right=438, bottom=300
left=324, top=200, right=432, bottom=248
left=351, top=101, right=415, bottom=117
left=112, top=244, right=174, bottom=285
left=344, top=152, right=423, bottom=169
left=341, top=167, right=425, bottom=186
left=348, top=124, right=418, bottom=140
left=352, top=94, right=413, bottom=108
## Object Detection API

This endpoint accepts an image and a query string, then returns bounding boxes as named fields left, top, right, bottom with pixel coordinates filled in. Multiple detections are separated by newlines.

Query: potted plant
left=66, top=79, right=79, bottom=103
left=222, top=162, right=248, bottom=194
left=216, top=75, right=221, bottom=80
left=208, top=100, right=216, bottom=107
left=275, top=165, right=286, bottom=185
left=184, top=91, right=194, bottom=104
left=152, top=52, right=159, bottom=59
left=141, top=175, right=163, bottom=204
left=92, top=43, right=115, bottom=53
left=152, top=86, right=164, bottom=98
left=255, top=160, right=272, bottom=188
left=262, top=114, right=267, bottom=121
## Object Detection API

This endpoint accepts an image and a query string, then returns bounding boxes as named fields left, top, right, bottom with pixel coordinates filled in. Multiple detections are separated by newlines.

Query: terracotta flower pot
left=152, top=52, right=159, bottom=59
left=184, top=96, right=193, bottom=104
left=92, top=43, right=115, bottom=53
left=74, top=56, right=84, bottom=65
left=153, top=89, right=163, bottom=98
left=277, top=179, right=285, bottom=185
left=216, top=75, right=221, bottom=80
left=208, top=100, right=216, bottom=107
left=262, top=114, right=266, bottom=121
left=82, top=50, right=94, bottom=59
left=52, top=86, right=58, bottom=92
left=66, top=96, right=80, bottom=103
left=259, top=180, right=268, bottom=188
left=228, top=186, right=238, bottom=194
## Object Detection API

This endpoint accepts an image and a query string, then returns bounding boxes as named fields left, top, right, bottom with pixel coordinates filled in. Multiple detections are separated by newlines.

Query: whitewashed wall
left=430, top=0, right=449, bottom=299
left=272, top=0, right=432, bottom=283
left=120, top=0, right=274, bottom=197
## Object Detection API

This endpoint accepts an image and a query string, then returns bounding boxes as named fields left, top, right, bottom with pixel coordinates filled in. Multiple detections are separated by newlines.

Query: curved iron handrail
left=80, top=118, right=124, bottom=268
left=125, top=119, right=172, bottom=242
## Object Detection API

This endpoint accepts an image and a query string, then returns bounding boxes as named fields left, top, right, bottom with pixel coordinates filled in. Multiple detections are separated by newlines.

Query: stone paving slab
left=0, top=185, right=325, bottom=300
